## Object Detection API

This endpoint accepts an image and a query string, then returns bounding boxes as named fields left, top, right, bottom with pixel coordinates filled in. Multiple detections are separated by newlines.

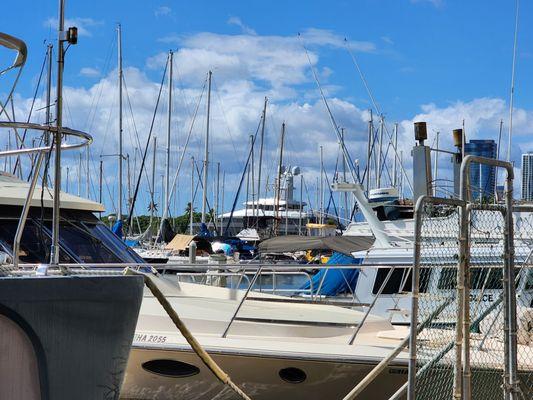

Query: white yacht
left=121, top=275, right=410, bottom=400
left=219, top=166, right=313, bottom=237
left=0, top=26, right=143, bottom=400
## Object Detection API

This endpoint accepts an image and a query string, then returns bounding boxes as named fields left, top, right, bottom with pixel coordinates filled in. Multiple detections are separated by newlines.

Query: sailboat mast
left=256, top=97, right=267, bottom=217
left=392, top=123, right=398, bottom=187
left=51, top=0, right=66, bottom=265
left=201, top=70, right=212, bottom=223
left=150, top=136, right=157, bottom=223
left=377, top=115, right=384, bottom=188
left=320, top=145, right=324, bottom=225
left=99, top=159, right=103, bottom=204
left=190, top=156, right=194, bottom=234
left=433, top=131, right=439, bottom=196
left=117, top=23, right=123, bottom=222
left=164, top=50, right=173, bottom=225
left=215, top=162, right=220, bottom=233
left=45, top=44, right=53, bottom=144
left=341, top=128, right=348, bottom=223
left=221, top=170, right=225, bottom=236
left=275, top=122, right=285, bottom=233
left=366, top=110, right=373, bottom=195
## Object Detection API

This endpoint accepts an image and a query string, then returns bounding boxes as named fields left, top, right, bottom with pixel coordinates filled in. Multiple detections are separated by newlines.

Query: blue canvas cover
left=111, top=220, right=123, bottom=239
left=300, top=252, right=361, bottom=296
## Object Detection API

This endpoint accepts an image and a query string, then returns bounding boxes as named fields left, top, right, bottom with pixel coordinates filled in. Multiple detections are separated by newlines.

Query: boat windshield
left=0, top=207, right=144, bottom=265
left=0, top=220, right=75, bottom=263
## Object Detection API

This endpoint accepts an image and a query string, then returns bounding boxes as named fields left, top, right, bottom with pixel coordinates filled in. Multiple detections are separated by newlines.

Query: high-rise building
left=521, top=153, right=533, bottom=201
left=464, top=139, right=497, bottom=200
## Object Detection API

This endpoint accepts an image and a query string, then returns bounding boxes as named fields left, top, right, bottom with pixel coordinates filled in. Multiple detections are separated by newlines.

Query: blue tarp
left=111, top=220, right=123, bottom=240
left=300, top=252, right=361, bottom=296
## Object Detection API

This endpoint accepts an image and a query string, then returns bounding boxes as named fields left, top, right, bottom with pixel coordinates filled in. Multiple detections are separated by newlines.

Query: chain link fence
left=408, top=156, right=532, bottom=400
left=409, top=197, right=464, bottom=400
left=511, top=206, right=533, bottom=397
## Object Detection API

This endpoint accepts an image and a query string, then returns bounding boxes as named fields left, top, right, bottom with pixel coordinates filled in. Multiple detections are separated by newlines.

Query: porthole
left=279, top=367, right=306, bottom=384
left=142, top=359, right=200, bottom=378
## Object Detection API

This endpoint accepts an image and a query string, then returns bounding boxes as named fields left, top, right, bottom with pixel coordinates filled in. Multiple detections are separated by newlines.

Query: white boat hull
left=121, top=347, right=407, bottom=400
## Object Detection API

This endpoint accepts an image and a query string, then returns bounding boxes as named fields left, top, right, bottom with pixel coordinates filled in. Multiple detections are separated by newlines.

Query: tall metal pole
left=126, top=154, right=131, bottom=211
left=508, top=0, right=520, bottom=163
left=201, top=70, right=212, bottom=223
left=393, top=122, right=398, bottom=187
left=366, top=110, right=373, bottom=195
left=45, top=44, right=53, bottom=145
left=190, top=156, right=194, bottom=235
left=215, top=162, right=220, bottom=233
left=164, top=50, right=173, bottom=225
left=221, top=171, right=225, bottom=236
left=150, top=137, right=157, bottom=224
left=377, top=115, right=384, bottom=188
left=434, top=131, right=439, bottom=196
left=256, top=97, right=267, bottom=217
left=245, top=135, right=252, bottom=220
left=117, top=23, right=123, bottom=222
left=320, top=145, right=324, bottom=225
left=341, top=128, right=348, bottom=223
left=299, top=174, right=303, bottom=235
left=275, top=122, right=285, bottom=234
left=251, top=133, right=255, bottom=220
left=495, top=119, right=504, bottom=201
left=51, top=0, right=65, bottom=265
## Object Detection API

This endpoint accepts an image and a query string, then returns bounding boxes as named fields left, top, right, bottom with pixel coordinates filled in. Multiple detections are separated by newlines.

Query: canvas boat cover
left=258, top=235, right=375, bottom=256
left=165, top=234, right=195, bottom=251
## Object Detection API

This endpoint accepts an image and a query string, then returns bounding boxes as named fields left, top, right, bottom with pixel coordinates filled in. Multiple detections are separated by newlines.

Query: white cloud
left=43, top=17, right=103, bottom=37
left=80, top=67, right=101, bottom=78
left=14, top=27, right=533, bottom=214
left=152, top=29, right=374, bottom=92
left=227, top=16, right=256, bottom=35
left=154, top=6, right=172, bottom=18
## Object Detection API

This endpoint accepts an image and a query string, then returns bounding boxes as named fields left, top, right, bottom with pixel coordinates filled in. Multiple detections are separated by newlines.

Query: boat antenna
left=51, top=0, right=78, bottom=266
left=508, top=0, right=520, bottom=163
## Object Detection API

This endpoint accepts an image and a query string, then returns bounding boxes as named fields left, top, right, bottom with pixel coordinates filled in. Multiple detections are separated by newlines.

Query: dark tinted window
left=0, top=220, right=74, bottom=263
left=83, top=223, right=143, bottom=263
left=372, top=268, right=411, bottom=295
left=57, top=223, right=122, bottom=264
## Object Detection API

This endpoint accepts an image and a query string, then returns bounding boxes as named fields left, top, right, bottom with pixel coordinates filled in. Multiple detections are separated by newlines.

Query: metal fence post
left=461, top=155, right=518, bottom=400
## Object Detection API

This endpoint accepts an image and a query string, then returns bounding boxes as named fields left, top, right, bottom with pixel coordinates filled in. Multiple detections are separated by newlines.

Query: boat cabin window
left=0, top=220, right=75, bottom=263
left=47, top=222, right=123, bottom=264
left=437, top=267, right=505, bottom=290
left=81, top=222, right=143, bottom=264
left=371, top=267, right=431, bottom=295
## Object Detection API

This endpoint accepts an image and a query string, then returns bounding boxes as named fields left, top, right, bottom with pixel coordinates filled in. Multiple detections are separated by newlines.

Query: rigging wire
left=344, top=37, right=413, bottom=193
left=298, top=33, right=360, bottom=187
left=126, top=59, right=169, bottom=233
left=13, top=47, right=48, bottom=177
left=160, top=77, right=207, bottom=225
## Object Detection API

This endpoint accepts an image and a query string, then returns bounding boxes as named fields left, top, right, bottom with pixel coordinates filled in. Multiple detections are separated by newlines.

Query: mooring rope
left=124, top=268, right=252, bottom=400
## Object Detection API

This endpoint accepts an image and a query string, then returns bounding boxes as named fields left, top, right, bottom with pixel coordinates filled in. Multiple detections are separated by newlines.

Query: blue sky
left=1, top=0, right=532, bottom=216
